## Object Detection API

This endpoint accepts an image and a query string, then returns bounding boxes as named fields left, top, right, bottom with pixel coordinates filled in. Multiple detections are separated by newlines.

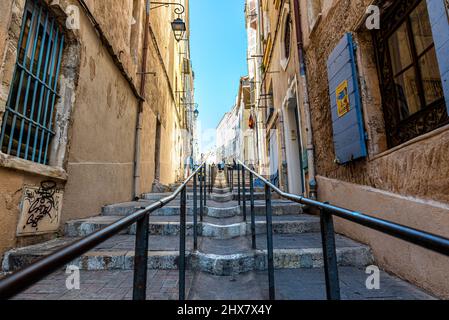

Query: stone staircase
left=1, top=170, right=374, bottom=282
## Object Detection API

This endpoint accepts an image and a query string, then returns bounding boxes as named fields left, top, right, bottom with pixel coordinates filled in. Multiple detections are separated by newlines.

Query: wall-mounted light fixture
left=150, top=2, right=186, bottom=42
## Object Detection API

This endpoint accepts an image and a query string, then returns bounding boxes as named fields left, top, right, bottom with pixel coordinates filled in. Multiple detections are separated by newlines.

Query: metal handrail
left=0, top=162, right=208, bottom=300
left=237, top=160, right=449, bottom=300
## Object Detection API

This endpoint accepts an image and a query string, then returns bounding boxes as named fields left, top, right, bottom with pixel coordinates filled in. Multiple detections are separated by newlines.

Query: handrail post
left=133, top=213, right=150, bottom=300
left=242, top=165, right=247, bottom=222
left=232, top=167, right=234, bottom=192
left=320, top=206, right=341, bottom=300
left=209, top=165, right=212, bottom=194
left=265, top=184, right=275, bottom=300
left=231, top=166, right=234, bottom=192
left=200, top=165, right=204, bottom=222
left=203, top=165, right=207, bottom=207
left=237, top=164, right=241, bottom=205
left=179, top=187, right=187, bottom=300
left=193, top=172, right=198, bottom=251
left=250, top=171, right=256, bottom=250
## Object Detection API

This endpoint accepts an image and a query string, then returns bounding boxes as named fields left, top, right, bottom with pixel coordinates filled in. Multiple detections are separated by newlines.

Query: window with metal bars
left=373, top=0, right=448, bottom=147
left=0, top=0, right=65, bottom=165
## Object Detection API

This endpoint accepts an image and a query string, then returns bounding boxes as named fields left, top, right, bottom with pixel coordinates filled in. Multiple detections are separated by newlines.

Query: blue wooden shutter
left=426, top=0, right=449, bottom=113
left=326, top=33, right=367, bottom=164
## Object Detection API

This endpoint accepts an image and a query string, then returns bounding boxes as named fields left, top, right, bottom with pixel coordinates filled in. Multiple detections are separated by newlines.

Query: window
left=0, top=0, right=65, bottom=165
left=374, top=0, right=448, bottom=147
left=265, top=83, right=274, bottom=123
left=280, top=7, right=291, bottom=70
left=283, top=14, right=291, bottom=60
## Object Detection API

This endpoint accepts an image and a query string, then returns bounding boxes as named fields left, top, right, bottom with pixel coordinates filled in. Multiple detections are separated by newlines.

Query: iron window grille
left=0, top=0, right=65, bottom=165
left=373, top=0, right=448, bottom=148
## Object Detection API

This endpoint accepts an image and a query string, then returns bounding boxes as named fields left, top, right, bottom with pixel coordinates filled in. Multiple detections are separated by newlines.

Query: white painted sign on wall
left=17, top=181, right=64, bottom=236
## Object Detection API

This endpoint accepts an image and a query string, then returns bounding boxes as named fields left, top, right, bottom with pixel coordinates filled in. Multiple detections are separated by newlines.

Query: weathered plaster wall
left=62, top=5, right=139, bottom=221
left=61, top=0, right=187, bottom=220
left=318, top=175, right=449, bottom=299
left=0, top=167, right=65, bottom=255
left=0, top=0, right=189, bottom=258
left=0, top=0, right=72, bottom=255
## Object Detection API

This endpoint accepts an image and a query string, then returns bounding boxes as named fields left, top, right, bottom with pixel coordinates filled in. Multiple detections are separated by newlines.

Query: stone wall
left=302, top=0, right=449, bottom=205
left=301, top=0, right=449, bottom=298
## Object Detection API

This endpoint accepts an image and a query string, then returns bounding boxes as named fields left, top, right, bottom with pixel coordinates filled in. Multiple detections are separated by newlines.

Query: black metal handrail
left=237, top=160, right=449, bottom=300
left=0, top=162, right=208, bottom=300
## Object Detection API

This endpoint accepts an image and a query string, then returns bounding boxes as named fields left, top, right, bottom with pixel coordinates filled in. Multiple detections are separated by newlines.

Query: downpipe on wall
left=133, top=0, right=152, bottom=200
left=293, top=0, right=317, bottom=200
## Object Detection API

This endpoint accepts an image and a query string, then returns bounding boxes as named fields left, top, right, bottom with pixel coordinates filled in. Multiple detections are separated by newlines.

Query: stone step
left=212, top=187, right=231, bottom=194
left=101, top=200, right=304, bottom=218
left=210, top=193, right=233, bottom=203
left=65, top=215, right=321, bottom=238
left=2, top=233, right=373, bottom=274
left=233, top=192, right=282, bottom=201
left=142, top=191, right=279, bottom=202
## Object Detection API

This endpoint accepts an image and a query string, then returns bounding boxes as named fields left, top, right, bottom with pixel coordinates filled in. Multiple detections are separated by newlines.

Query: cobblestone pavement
left=10, top=267, right=435, bottom=300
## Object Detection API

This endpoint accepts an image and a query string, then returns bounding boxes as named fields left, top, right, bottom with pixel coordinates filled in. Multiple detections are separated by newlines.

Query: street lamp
left=171, top=18, right=186, bottom=42
left=194, top=108, right=199, bottom=119
left=150, top=2, right=187, bottom=43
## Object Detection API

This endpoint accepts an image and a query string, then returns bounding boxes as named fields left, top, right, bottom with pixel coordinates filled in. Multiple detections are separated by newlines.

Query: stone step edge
left=65, top=219, right=321, bottom=238
left=3, top=247, right=374, bottom=274
left=102, top=203, right=304, bottom=217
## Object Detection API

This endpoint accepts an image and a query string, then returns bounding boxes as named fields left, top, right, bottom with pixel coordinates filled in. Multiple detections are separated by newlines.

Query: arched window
left=280, top=5, right=291, bottom=70
left=284, top=14, right=291, bottom=60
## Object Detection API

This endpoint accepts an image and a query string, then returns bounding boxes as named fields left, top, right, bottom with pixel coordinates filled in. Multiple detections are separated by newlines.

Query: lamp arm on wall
left=150, top=1, right=185, bottom=15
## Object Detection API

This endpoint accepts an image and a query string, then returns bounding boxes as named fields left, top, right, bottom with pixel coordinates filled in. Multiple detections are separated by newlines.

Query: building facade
left=216, top=101, right=241, bottom=164
left=0, top=0, right=194, bottom=257
left=243, top=0, right=449, bottom=298
left=245, top=0, right=309, bottom=195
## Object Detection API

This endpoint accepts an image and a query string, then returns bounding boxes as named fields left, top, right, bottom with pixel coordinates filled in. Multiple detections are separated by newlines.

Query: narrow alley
left=4, top=167, right=433, bottom=300
left=0, top=0, right=449, bottom=305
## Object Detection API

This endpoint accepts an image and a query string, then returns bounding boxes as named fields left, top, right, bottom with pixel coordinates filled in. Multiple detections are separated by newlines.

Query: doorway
left=283, top=98, right=305, bottom=195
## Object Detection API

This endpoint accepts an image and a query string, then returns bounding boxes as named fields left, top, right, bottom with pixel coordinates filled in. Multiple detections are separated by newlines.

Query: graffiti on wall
left=17, top=181, right=64, bottom=236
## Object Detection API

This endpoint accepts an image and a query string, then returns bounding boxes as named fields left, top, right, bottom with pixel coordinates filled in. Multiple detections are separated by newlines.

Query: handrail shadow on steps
left=236, top=160, right=449, bottom=300
left=0, top=161, right=209, bottom=300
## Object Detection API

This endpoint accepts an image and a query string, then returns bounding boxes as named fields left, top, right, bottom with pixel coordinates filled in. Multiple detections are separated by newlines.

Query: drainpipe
left=292, top=0, right=317, bottom=200
left=133, top=0, right=151, bottom=200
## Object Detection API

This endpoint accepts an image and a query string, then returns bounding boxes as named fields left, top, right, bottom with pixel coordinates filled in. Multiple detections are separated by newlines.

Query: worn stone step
left=210, top=193, right=233, bottom=202
left=65, top=215, right=321, bottom=238
left=212, top=187, right=231, bottom=194
left=233, top=192, right=282, bottom=201
left=2, top=233, right=373, bottom=274
left=101, top=200, right=304, bottom=218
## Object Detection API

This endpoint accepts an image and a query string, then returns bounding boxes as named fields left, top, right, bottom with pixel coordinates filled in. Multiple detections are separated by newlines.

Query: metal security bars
left=0, top=162, right=207, bottom=300
left=0, top=0, right=64, bottom=165
left=237, top=160, right=449, bottom=301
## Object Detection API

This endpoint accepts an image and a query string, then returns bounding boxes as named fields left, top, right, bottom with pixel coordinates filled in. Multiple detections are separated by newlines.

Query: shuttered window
left=0, top=0, right=65, bottom=165
left=326, top=33, right=367, bottom=164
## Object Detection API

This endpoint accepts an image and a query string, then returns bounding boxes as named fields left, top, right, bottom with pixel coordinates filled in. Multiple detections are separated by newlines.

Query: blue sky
left=190, top=0, right=248, bottom=151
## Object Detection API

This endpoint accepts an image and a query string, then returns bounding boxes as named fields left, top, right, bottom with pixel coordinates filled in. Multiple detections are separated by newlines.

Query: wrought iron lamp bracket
left=150, top=1, right=185, bottom=16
